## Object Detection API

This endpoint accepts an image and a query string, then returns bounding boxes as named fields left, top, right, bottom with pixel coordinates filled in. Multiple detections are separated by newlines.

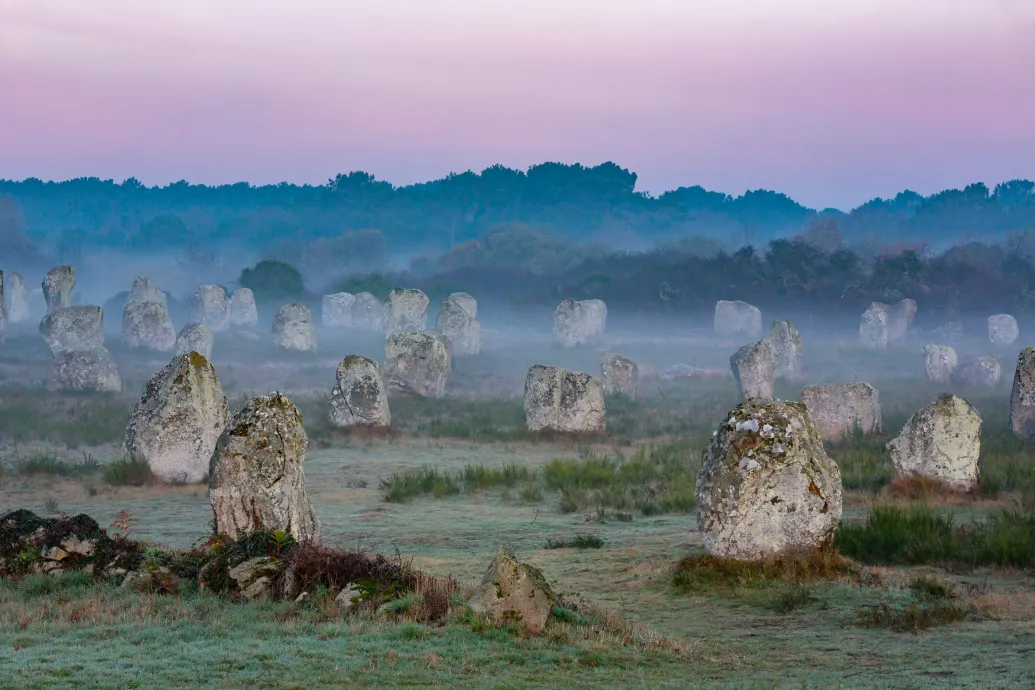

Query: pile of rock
left=524, top=365, right=605, bottom=433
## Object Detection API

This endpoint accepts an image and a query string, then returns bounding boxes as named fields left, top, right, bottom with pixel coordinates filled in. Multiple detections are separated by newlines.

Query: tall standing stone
left=448, top=292, right=477, bottom=319
left=714, top=300, right=762, bottom=338
left=42, top=265, right=75, bottom=315
left=771, top=320, right=803, bottom=381
left=329, top=355, right=392, bottom=428
left=922, top=344, right=958, bottom=383
left=6, top=271, right=30, bottom=324
left=730, top=339, right=774, bottom=400
left=1010, top=347, right=1035, bottom=438
left=47, top=347, right=121, bottom=393
left=435, top=297, right=481, bottom=356
left=209, top=393, right=319, bottom=542
left=887, top=394, right=982, bottom=491
left=601, top=353, right=638, bottom=397
left=176, top=322, right=214, bottom=360
left=800, top=383, right=882, bottom=441
left=952, top=357, right=1001, bottom=388
left=189, top=285, right=231, bottom=332
left=230, top=288, right=259, bottom=329
left=989, top=314, right=1019, bottom=345
left=123, top=353, right=229, bottom=483
left=384, top=288, right=429, bottom=335
left=122, top=300, right=176, bottom=351
left=859, top=307, right=888, bottom=349
left=128, top=276, right=167, bottom=307
left=384, top=331, right=451, bottom=398
left=351, top=292, right=384, bottom=333
left=524, top=365, right=606, bottom=434
left=322, top=292, right=356, bottom=328
left=272, top=303, right=317, bottom=352
left=552, top=298, right=606, bottom=347
left=39, top=306, right=104, bottom=354
left=869, top=299, right=916, bottom=343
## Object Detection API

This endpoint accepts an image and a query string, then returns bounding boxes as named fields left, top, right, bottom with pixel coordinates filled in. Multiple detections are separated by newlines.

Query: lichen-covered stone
left=859, top=308, right=888, bottom=349
left=952, top=357, right=1001, bottom=389
left=730, top=339, right=774, bottom=400
left=47, top=346, right=121, bottom=393
left=123, top=352, right=229, bottom=483
left=384, top=288, right=429, bottom=335
left=1010, top=347, right=1035, bottom=438
left=887, top=394, right=982, bottom=491
left=39, top=306, right=104, bottom=354
left=127, top=276, right=167, bottom=307
left=230, top=288, right=258, bottom=329
left=351, top=292, right=384, bottom=333
left=176, top=322, right=214, bottom=360
left=552, top=298, right=606, bottom=347
left=695, top=399, right=843, bottom=560
left=448, top=292, right=477, bottom=319
left=122, top=300, right=176, bottom=351
left=189, top=285, right=231, bottom=332
left=989, top=314, right=1019, bottom=345
left=329, top=355, right=391, bottom=428
left=524, top=365, right=606, bottom=433
left=208, top=393, right=319, bottom=542
left=435, top=298, right=481, bottom=356
left=869, top=299, right=916, bottom=343
left=923, top=344, right=958, bottom=383
left=714, top=300, right=762, bottom=338
left=272, top=303, right=317, bottom=352
left=42, top=265, right=75, bottom=315
left=6, top=271, right=30, bottom=324
left=467, top=547, right=558, bottom=634
left=771, top=320, right=803, bottom=381
left=321, top=292, right=356, bottom=328
left=601, top=354, right=637, bottom=397
left=384, top=331, right=451, bottom=398
left=800, top=383, right=882, bottom=441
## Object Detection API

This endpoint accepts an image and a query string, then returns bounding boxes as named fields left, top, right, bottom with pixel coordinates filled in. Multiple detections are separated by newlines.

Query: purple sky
left=2, top=0, right=1033, bottom=209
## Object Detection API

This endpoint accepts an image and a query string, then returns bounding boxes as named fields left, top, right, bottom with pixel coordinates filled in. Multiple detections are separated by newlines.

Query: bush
left=239, top=260, right=305, bottom=303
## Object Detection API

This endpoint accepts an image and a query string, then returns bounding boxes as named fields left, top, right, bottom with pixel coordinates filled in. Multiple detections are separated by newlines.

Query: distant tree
left=239, top=260, right=305, bottom=303
left=134, top=214, right=193, bottom=250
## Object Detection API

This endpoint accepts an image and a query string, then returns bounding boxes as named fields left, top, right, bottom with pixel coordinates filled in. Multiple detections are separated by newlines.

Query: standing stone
left=989, top=314, right=1019, bottom=345
left=122, top=300, right=176, bottom=351
left=730, top=339, right=774, bottom=400
left=39, top=306, right=104, bottom=354
left=524, top=365, right=606, bottom=434
left=383, top=331, right=451, bottom=398
left=922, top=344, right=958, bottom=383
left=47, top=346, right=121, bottom=393
left=189, top=285, right=231, bottom=332
left=601, top=354, right=638, bottom=397
left=322, top=293, right=356, bottom=328
left=1010, top=347, right=1035, bottom=438
left=952, top=357, right=1001, bottom=388
left=123, top=353, right=229, bottom=483
left=448, top=292, right=477, bottom=319
left=695, top=398, right=843, bottom=560
left=859, top=307, right=888, bottom=349
left=176, top=322, right=214, bottom=360
left=209, top=393, right=319, bottom=542
left=351, top=292, right=384, bottom=333
left=581, top=299, right=608, bottom=340
left=272, top=303, right=317, bottom=352
left=127, top=276, right=167, bottom=307
left=6, top=271, right=30, bottom=324
left=870, top=299, right=917, bottom=343
left=435, top=298, right=481, bottom=356
left=384, top=288, right=429, bottom=335
left=467, top=547, right=558, bottom=634
left=42, top=265, right=75, bottom=315
left=714, top=300, right=762, bottom=338
left=230, top=288, right=258, bottom=329
left=329, top=355, right=391, bottom=428
left=800, top=383, right=882, bottom=442
left=887, top=394, right=982, bottom=491
left=552, top=298, right=606, bottom=347
left=771, top=320, right=803, bottom=381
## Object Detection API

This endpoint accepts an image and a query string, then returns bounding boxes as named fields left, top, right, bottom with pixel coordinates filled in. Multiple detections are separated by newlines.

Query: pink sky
left=1, top=0, right=1033, bottom=209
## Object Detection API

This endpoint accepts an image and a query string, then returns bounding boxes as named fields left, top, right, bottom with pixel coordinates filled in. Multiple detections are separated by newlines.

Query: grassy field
left=2, top=328, right=1035, bottom=688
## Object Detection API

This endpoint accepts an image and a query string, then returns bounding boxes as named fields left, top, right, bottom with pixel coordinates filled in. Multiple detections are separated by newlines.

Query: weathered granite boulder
left=351, top=292, right=384, bottom=332
left=448, top=292, right=477, bottom=319
left=383, top=331, right=451, bottom=398
left=272, top=303, right=317, bottom=352
left=123, top=352, right=229, bottom=483
left=122, top=300, right=176, bottom=351
left=800, top=383, right=882, bottom=441
left=695, top=398, right=843, bottom=560
left=329, top=355, right=392, bottom=428
left=5, top=271, right=30, bottom=324
left=127, top=276, right=167, bottom=307
left=43, top=265, right=75, bottom=315
left=435, top=298, right=481, bottom=357
left=1010, top=347, right=1035, bottom=438
left=176, top=322, right=214, bottom=360
left=869, top=299, right=916, bottom=343
left=770, top=320, right=803, bottom=381
left=601, top=353, right=637, bottom=397
left=209, top=393, right=319, bottom=542
left=322, top=292, right=356, bottom=328
left=524, top=365, right=606, bottom=434
left=989, top=314, right=1019, bottom=345
left=189, top=285, right=231, bottom=332
left=859, top=308, right=888, bottom=349
left=384, top=288, right=429, bottom=335
left=730, top=339, right=774, bottom=400
left=887, top=394, right=982, bottom=491
left=952, top=357, right=1001, bottom=389
left=581, top=299, right=608, bottom=339
left=230, top=288, right=258, bottom=329
left=552, top=298, right=606, bottom=347
left=39, top=306, right=104, bottom=354
left=714, top=300, right=762, bottom=338
left=922, top=344, right=958, bottom=383
left=47, top=346, right=121, bottom=393
left=468, top=547, right=558, bottom=634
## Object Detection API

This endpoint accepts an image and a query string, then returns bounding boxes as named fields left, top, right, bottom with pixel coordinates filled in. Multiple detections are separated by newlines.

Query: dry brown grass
left=969, top=591, right=1035, bottom=621
left=881, top=476, right=972, bottom=504
left=673, top=548, right=858, bottom=592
